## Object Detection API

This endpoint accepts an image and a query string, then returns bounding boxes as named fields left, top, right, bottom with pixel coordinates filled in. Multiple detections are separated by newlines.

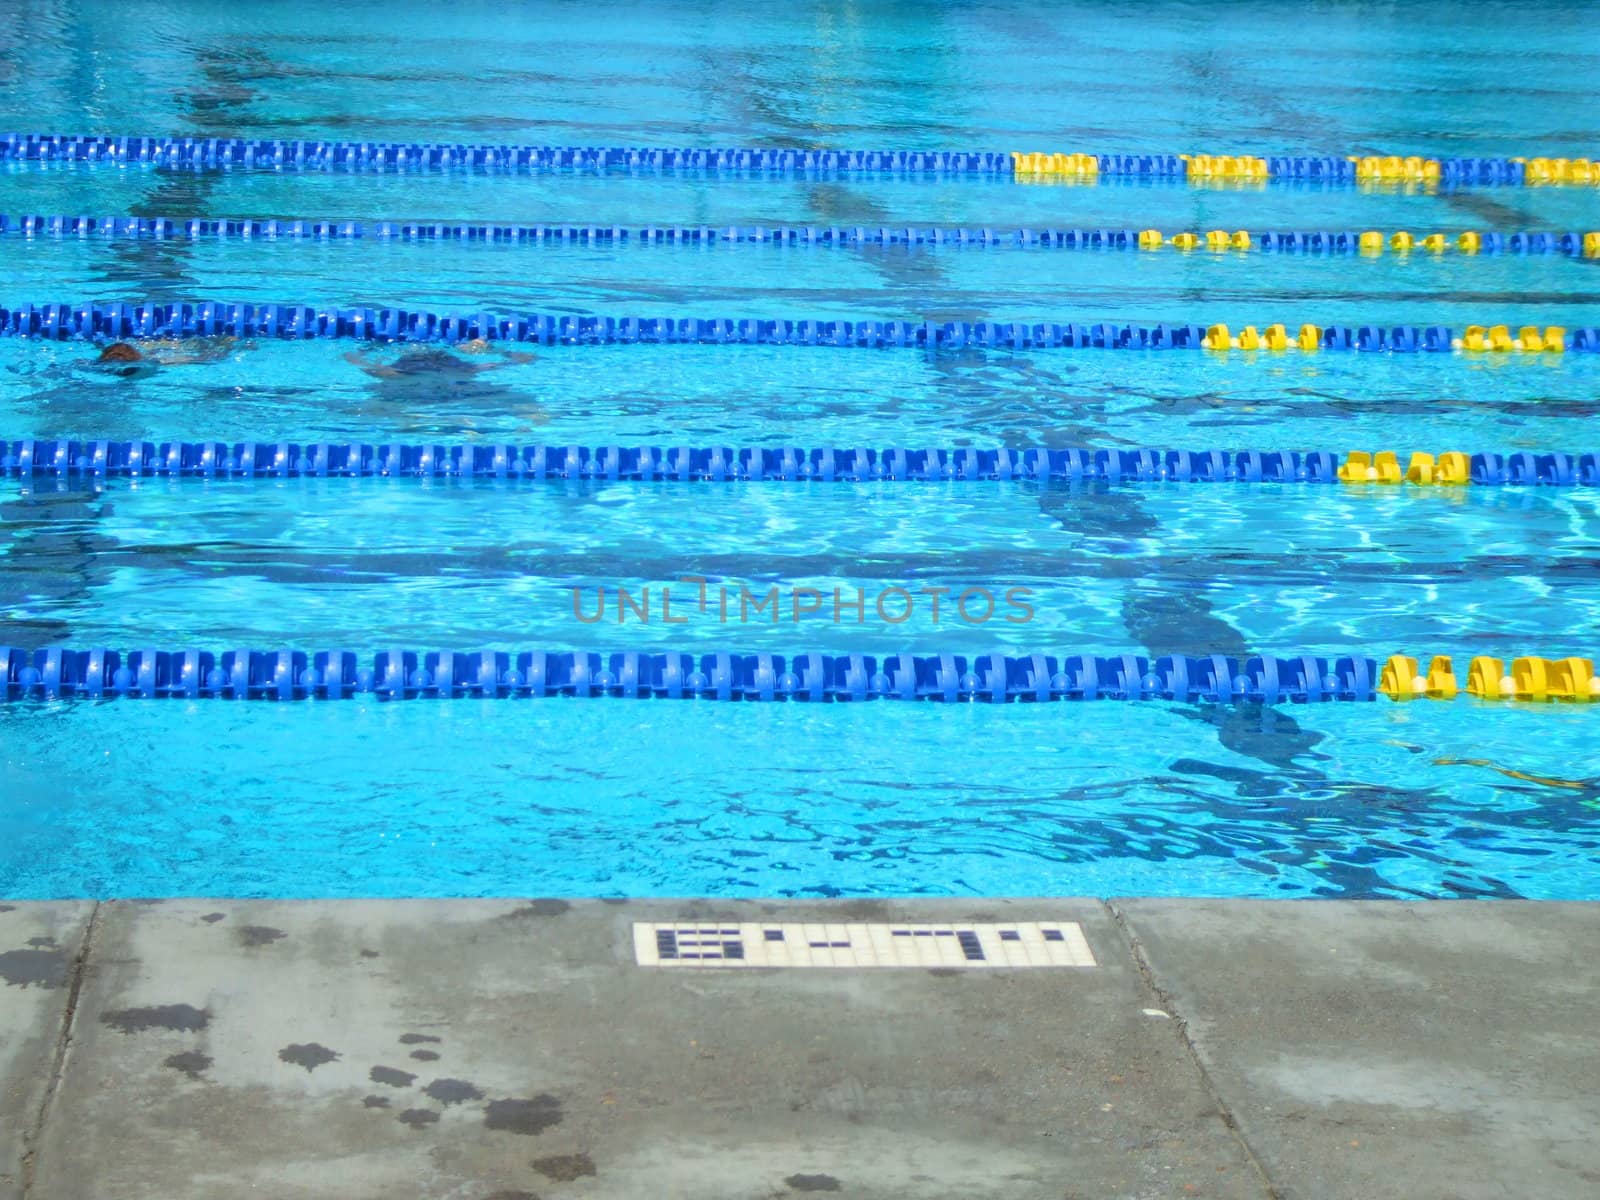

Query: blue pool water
left=2, top=0, right=1599, bottom=900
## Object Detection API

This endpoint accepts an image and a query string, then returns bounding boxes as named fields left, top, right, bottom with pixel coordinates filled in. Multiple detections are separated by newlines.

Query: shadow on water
left=0, top=489, right=117, bottom=646
left=1025, top=480, right=1557, bottom=897
left=100, top=45, right=275, bottom=299
left=1175, top=42, right=1545, bottom=229
left=721, top=756, right=1598, bottom=900
left=5, top=37, right=273, bottom=643
left=690, top=39, right=973, bottom=310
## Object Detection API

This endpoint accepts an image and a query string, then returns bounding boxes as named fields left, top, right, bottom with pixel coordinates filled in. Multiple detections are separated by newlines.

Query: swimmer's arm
left=342, top=349, right=401, bottom=378
left=474, top=350, right=539, bottom=371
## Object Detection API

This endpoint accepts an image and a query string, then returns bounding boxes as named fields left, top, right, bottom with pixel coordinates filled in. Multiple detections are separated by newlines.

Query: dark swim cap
left=389, top=348, right=474, bottom=375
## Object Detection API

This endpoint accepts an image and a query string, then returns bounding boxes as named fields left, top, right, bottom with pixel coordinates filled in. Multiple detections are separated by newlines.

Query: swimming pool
left=2, top=0, right=1598, bottom=900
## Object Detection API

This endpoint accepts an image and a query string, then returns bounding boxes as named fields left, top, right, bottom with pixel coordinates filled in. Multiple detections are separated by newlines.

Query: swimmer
left=81, top=337, right=254, bottom=378
left=342, top=340, right=536, bottom=379
left=343, top=340, right=546, bottom=432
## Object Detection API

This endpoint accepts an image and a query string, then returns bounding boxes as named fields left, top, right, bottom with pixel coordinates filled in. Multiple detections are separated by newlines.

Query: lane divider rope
left=5, top=441, right=1598, bottom=487
left=1378, top=654, right=1600, bottom=700
left=5, top=215, right=1597, bottom=258
left=1015, top=152, right=1600, bottom=185
left=4, top=135, right=1594, bottom=186
left=3, top=303, right=1594, bottom=353
left=2, top=647, right=1593, bottom=703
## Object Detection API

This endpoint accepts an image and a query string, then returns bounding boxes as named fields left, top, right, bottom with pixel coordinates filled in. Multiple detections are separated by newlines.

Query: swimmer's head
left=90, top=341, right=156, bottom=378
left=460, top=338, right=491, bottom=355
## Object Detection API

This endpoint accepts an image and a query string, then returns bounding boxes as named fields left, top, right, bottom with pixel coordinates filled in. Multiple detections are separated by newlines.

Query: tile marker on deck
left=633, top=922, right=1097, bottom=969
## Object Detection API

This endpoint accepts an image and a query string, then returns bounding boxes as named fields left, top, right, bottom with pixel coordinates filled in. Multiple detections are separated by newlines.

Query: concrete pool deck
left=1, top=899, right=1596, bottom=1200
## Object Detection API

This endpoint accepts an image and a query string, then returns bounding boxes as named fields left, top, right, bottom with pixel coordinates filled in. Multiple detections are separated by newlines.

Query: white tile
left=635, top=921, right=1098, bottom=970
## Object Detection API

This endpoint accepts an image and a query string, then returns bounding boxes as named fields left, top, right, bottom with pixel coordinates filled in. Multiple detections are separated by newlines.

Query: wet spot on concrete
left=360, top=949, right=380, bottom=959
left=278, top=1043, right=340, bottom=1072
left=0, top=905, right=14, bottom=913
left=400, top=1033, right=442, bottom=1044
left=927, top=968, right=961, bottom=977
left=363, top=1095, right=391, bottom=1109
left=424, top=1078, right=485, bottom=1106
left=200, top=913, right=226, bottom=924
left=600, top=898, right=628, bottom=905
left=27, top=936, right=57, bottom=947
left=398, top=1108, right=440, bottom=1129
left=163, top=1051, right=212, bottom=1079
left=102, top=1003, right=210, bottom=1034
left=786, top=1174, right=842, bottom=1192
left=0, top=947, right=67, bottom=989
left=371, top=1066, right=416, bottom=1088
left=484, top=1095, right=563, bottom=1135
left=483, top=1192, right=542, bottom=1200
left=502, top=900, right=571, bottom=919
left=533, top=1153, right=596, bottom=1181
left=410, top=1050, right=441, bottom=1062
left=239, top=925, right=286, bottom=947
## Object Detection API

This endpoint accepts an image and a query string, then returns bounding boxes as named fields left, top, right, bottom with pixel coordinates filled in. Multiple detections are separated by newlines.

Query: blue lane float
left=0, top=646, right=1381, bottom=703
left=0, top=134, right=1547, bottom=186
left=4, top=301, right=1598, bottom=352
left=1, top=133, right=1016, bottom=174
left=4, top=215, right=1596, bottom=256
left=4, top=441, right=1598, bottom=486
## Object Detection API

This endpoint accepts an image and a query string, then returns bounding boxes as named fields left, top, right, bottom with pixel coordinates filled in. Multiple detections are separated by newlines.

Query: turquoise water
left=3, top=700, right=1597, bottom=900
left=6, top=476, right=1600, bottom=657
left=2, top=0, right=1599, bottom=900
